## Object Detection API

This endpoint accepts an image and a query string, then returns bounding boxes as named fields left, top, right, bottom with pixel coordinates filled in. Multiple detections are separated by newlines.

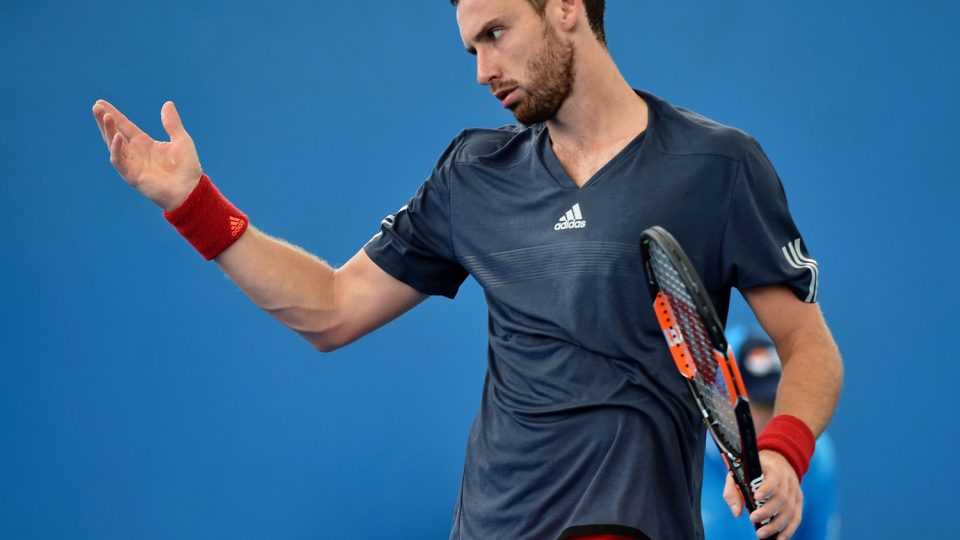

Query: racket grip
left=734, top=396, right=770, bottom=530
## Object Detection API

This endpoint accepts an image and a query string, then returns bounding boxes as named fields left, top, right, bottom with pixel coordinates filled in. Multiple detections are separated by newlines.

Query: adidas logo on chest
left=554, top=203, right=587, bottom=230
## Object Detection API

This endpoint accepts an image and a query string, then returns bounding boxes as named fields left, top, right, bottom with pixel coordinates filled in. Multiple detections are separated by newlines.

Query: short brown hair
left=450, top=0, right=606, bottom=46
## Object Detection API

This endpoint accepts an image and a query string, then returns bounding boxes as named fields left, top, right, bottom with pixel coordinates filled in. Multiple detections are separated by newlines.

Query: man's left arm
left=725, top=284, right=844, bottom=539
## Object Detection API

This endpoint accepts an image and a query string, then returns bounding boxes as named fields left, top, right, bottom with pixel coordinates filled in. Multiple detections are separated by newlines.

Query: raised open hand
left=92, top=100, right=203, bottom=211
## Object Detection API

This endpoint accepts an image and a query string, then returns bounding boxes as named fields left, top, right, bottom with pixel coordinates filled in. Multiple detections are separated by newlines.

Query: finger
left=750, top=503, right=790, bottom=538
left=92, top=102, right=110, bottom=145
left=95, top=99, right=148, bottom=141
left=109, top=132, right=139, bottom=183
left=160, top=101, right=189, bottom=141
left=103, top=112, right=119, bottom=145
left=757, top=519, right=786, bottom=538
left=750, top=495, right=780, bottom=524
left=109, top=132, right=125, bottom=171
left=102, top=113, right=129, bottom=150
left=113, top=111, right=143, bottom=142
left=776, top=505, right=803, bottom=540
left=751, top=483, right=800, bottom=534
left=722, top=474, right=743, bottom=517
left=754, top=472, right=780, bottom=503
left=773, top=487, right=803, bottom=539
left=755, top=510, right=789, bottom=540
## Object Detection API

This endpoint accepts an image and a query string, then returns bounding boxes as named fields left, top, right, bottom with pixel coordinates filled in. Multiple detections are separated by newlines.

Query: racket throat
left=652, top=292, right=696, bottom=378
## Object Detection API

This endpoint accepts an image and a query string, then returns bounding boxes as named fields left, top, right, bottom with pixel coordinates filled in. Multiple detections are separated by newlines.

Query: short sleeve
left=720, top=139, right=820, bottom=303
left=363, top=135, right=469, bottom=299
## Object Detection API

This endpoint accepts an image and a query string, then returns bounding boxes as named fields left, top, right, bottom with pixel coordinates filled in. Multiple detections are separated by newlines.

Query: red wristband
left=757, top=414, right=816, bottom=481
left=163, top=175, right=249, bottom=260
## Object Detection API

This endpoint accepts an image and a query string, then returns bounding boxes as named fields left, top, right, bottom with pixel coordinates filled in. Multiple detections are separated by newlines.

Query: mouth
left=494, top=87, right=518, bottom=108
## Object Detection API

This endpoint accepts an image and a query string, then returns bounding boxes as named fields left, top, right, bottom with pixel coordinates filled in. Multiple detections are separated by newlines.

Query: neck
left=546, top=49, right=647, bottom=153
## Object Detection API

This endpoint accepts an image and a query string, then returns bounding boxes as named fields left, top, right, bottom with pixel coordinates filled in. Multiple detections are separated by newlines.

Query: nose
left=476, top=49, right=500, bottom=86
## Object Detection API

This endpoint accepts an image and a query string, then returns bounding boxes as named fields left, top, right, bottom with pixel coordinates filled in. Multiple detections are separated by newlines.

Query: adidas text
left=554, top=220, right=587, bottom=230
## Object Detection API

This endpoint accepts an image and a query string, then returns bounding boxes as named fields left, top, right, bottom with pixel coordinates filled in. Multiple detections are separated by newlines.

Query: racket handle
left=734, top=396, right=770, bottom=530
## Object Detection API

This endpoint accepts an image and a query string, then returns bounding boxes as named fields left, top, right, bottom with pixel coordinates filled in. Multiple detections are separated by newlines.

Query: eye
left=488, top=27, right=503, bottom=40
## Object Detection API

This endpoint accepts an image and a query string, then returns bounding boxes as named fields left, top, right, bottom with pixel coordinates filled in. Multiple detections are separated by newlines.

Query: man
left=92, top=1, right=843, bottom=539
left=701, top=329, right=840, bottom=539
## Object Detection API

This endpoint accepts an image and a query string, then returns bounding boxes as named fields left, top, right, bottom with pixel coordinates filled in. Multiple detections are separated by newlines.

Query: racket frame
left=640, top=226, right=766, bottom=516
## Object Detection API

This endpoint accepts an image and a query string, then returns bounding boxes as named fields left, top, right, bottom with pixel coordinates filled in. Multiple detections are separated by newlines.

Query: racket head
left=640, top=226, right=764, bottom=512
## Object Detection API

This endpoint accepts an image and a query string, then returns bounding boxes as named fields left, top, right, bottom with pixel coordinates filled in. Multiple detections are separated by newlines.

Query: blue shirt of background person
left=701, top=327, right=840, bottom=540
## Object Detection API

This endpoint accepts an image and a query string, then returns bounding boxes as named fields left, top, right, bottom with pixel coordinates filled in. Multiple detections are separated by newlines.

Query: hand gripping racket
left=640, top=226, right=768, bottom=526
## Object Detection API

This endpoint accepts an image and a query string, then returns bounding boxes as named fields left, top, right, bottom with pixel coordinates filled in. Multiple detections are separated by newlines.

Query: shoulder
left=640, top=90, right=763, bottom=163
left=439, top=124, right=540, bottom=169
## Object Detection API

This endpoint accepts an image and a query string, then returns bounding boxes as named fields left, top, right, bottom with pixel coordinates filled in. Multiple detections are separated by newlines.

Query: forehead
left=456, top=0, right=536, bottom=41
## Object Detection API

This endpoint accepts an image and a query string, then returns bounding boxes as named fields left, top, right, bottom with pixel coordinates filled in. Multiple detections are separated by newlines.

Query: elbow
left=310, top=337, right=344, bottom=353
left=301, top=326, right=357, bottom=353
left=267, top=305, right=354, bottom=353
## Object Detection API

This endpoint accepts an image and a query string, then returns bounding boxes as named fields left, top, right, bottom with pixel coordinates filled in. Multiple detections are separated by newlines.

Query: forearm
left=214, top=226, right=345, bottom=349
left=771, top=320, right=844, bottom=436
left=211, top=226, right=426, bottom=352
left=733, top=288, right=843, bottom=536
left=744, top=285, right=844, bottom=436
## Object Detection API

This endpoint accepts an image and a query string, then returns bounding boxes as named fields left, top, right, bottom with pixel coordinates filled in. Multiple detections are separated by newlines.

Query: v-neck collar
left=535, top=95, right=653, bottom=190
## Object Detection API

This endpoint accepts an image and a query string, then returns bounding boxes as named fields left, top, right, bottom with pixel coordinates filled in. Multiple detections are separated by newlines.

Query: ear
left=556, top=0, right=581, bottom=33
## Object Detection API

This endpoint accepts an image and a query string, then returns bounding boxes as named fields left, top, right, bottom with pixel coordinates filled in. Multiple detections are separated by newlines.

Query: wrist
left=163, top=174, right=249, bottom=260
left=162, top=174, right=203, bottom=213
left=756, top=414, right=816, bottom=481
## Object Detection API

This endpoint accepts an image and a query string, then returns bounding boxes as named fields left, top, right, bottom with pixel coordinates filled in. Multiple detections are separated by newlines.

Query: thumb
left=161, top=100, right=189, bottom=141
left=722, top=473, right=743, bottom=517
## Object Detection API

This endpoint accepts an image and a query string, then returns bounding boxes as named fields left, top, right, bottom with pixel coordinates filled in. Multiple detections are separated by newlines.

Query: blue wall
left=2, top=1, right=957, bottom=538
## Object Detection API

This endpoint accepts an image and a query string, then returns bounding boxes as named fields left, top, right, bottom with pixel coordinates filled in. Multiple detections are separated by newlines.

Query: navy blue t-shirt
left=364, top=90, right=818, bottom=540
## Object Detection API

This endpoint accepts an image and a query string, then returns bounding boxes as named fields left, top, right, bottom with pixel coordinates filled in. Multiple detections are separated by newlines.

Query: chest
left=448, top=152, right=735, bottom=267
left=551, top=142, right=632, bottom=188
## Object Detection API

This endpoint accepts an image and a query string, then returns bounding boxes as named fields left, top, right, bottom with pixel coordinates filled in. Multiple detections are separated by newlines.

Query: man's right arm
left=93, top=98, right=427, bottom=351
left=215, top=228, right=426, bottom=352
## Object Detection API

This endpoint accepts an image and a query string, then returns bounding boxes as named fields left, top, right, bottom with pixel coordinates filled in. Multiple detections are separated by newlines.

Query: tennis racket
left=640, top=225, right=768, bottom=525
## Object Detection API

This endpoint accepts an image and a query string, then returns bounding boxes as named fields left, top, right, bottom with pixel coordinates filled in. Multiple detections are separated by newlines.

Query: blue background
left=2, top=1, right=957, bottom=538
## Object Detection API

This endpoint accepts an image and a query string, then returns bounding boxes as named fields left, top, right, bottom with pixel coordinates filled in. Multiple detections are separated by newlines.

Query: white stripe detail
left=787, top=240, right=819, bottom=302
left=565, top=209, right=575, bottom=221
left=792, top=239, right=818, bottom=267
left=572, top=203, right=583, bottom=220
left=380, top=204, right=408, bottom=226
left=781, top=239, right=819, bottom=302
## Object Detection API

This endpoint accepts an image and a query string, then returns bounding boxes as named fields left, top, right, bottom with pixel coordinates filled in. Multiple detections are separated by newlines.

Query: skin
left=458, top=0, right=647, bottom=186
left=737, top=286, right=843, bottom=539
left=92, top=98, right=426, bottom=352
left=752, top=404, right=775, bottom=434
left=92, top=1, right=843, bottom=538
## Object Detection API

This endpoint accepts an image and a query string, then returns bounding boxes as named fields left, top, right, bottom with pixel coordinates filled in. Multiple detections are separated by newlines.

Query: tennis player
left=92, top=1, right=843, bottom=538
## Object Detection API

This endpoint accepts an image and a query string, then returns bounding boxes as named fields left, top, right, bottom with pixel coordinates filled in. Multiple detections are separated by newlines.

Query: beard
left=506, top=22, right=575, bottom=125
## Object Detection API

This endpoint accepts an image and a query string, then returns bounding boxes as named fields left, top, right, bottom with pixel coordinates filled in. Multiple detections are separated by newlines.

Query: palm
left=93, top=100, right=202, bottom=211
left=121, top=133, right=196, bottom=192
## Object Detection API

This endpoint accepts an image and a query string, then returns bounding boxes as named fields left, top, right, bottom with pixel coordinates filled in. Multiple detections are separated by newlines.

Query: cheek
left=506, top=36, right=536, bottom=80
left=504, top=51, right=527, bottom=80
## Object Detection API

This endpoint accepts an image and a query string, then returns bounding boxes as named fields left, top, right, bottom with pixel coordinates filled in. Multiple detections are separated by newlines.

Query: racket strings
left=649, top=243, right=742, bottom=456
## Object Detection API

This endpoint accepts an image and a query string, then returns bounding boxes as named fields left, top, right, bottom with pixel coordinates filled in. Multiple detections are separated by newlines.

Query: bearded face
left=495, top=21, right=576, bottom=125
